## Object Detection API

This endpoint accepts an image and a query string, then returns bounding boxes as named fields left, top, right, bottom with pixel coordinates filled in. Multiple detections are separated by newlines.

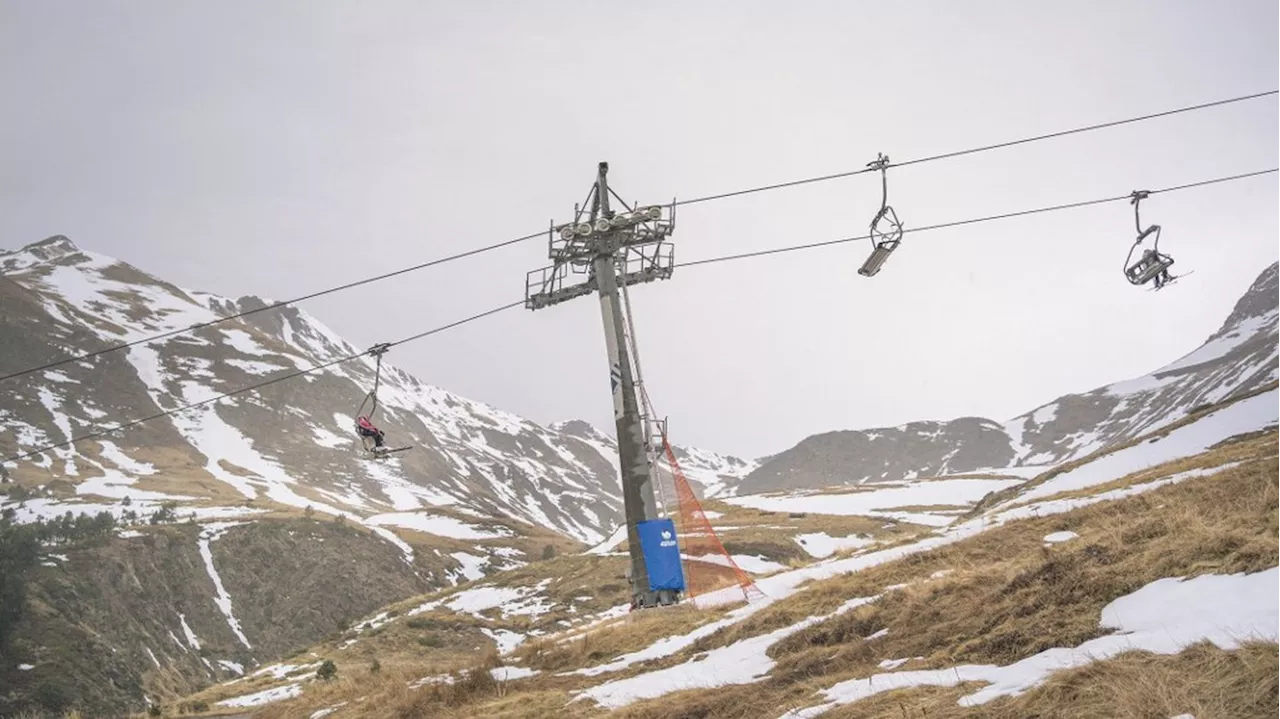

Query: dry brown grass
left=168, top=425, right=1278, bottom=719
left=806, top=640, right=1279, bottom=719
left=606, top=440, right=1278, bottom=719
left=513, top=603, right=713, bottom=672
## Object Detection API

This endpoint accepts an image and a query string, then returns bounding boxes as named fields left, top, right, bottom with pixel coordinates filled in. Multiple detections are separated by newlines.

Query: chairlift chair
left=858, top=153, right=904, bottom=277
left=352, top=342, right=412, bottom=458
left=1124, top=191, right=1185, bottom=291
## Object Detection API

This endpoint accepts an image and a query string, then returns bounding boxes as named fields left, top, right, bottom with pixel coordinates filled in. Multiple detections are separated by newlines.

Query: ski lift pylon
left=858, top=152, right=904, bottom=278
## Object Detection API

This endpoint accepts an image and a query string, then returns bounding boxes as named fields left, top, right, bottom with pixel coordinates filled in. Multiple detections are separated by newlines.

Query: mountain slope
left=170, top=386, right=1278, bottom=719
left=738, top=262, right=1278, bottom=494
left=1005, top=261, right=1279, bottom=464
left=0, top=235, right=743, bottom=716
left=1, top=236, right=616, bottom=548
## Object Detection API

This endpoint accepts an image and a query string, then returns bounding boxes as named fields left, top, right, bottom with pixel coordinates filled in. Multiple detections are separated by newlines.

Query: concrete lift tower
left=524, top=162, right=679, bottom=608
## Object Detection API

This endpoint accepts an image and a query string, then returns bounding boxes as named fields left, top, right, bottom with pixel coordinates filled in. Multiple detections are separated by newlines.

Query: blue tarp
left=636, top=518, right=686, bottom=591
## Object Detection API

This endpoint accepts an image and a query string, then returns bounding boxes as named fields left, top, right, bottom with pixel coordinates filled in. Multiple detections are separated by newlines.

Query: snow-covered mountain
left=0, top=236, right=749, bottom=553
left=737, top=262, right=1279, bottom=494
left=1005, top=262, right=1278, bottom=464
left=550, top=419, right=759, bottom=499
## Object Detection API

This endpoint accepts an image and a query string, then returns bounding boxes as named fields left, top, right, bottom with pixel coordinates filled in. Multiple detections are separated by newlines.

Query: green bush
left=316, top=659, right=337, bottom=681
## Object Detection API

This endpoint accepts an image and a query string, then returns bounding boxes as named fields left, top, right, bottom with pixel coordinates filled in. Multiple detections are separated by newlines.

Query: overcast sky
left=2, top=1, right=1277, bottom=458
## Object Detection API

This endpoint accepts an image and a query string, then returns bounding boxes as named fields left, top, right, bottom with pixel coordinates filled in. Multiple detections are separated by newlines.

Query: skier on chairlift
left=1144, top=249, right=1173, bottom=289
left=356, top=415, right=387, bottom=450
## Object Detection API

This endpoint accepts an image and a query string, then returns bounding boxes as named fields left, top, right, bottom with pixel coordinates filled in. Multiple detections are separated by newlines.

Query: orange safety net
left=661, top=436, right=765, bottom=606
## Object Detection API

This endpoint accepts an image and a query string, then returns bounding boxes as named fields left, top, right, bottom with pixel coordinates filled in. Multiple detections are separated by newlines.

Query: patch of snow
left=451, top=551, right=488, bottom=582
left=225, top=358, right=288, bottom=374
left=446, top=585, right=527, bottom=618
left=725, top=478, right=1021, bottom=519
left=878, top=658, right=910, bottom=670
left=310, top=704, right=348, bottom=719
left=686, top=553, right=787, bottom=576
left=366, top=525, right=415, bottom=563
left=98, top=441, right=157, bottom=476
left=217, top=659, right=245, bottom=675
left=117, top=529, right=145, bottom=539
left=251, top=661, right=320, bottom=680
left=586, top=524, right=627, bottom=555
left=408, top=675, right=454, bottom=689
left=1042, top=531, right=1079, bottom=544
left=145, top=648, right=161, bottom=669
left=577, top=596, right=877, bottom=709
left=310, top=425, right=350, bottom=449
left=1031, top=402, right=1059, bottom=426
left=177, top=613, right=200, bottom=650
left=482, top=628, right=527, bottom=655
left=217, top=682, right=304, bottom=708
left=198, top=522, right=253, bottom=649
left=365, top=511, right=512, bottom=539
left=446, top=579, right=555, bottom=621
left=793, top=532, right=875, bottom=559
left=407, top=599, right=443, bottom=616
left=18, top=663, right=34, bottom=671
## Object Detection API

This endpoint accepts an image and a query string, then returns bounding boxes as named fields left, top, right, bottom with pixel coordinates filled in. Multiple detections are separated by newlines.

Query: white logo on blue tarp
left=659, top=529, right=676, bottom=547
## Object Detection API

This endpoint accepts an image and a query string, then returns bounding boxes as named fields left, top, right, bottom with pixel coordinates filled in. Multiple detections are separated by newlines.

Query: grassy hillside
left=0, top=500, right=585, bottom=718
left=158, top=392, right=1277, bottom=718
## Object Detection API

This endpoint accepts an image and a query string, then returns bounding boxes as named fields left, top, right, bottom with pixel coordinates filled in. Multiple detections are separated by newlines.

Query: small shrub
left=149, top=502, right=177, bottom=525
left=418, top=635, right=445, bottom=648
left=316, top=659, right=337, bottom=681
left=147, top=703, right=162, bottom=717
left=370, top=657, right=381, bottom=674
left=541, top=544, right=556, bottom=560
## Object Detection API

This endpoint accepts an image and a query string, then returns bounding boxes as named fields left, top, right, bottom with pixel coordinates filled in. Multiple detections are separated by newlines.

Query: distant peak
left=551, top=419, right=610, bottom=440
left=1205, top=260, right=1280, bottom=342
left=1, top=235, right=86, bottom=271
left=26, top=235, right=80, bottom=253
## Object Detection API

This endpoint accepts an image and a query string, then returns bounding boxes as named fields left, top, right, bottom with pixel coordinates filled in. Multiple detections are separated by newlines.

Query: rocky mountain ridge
left=738, top=262, right=1278, bottom=494
left=0, top=236, right=753, bottom=551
